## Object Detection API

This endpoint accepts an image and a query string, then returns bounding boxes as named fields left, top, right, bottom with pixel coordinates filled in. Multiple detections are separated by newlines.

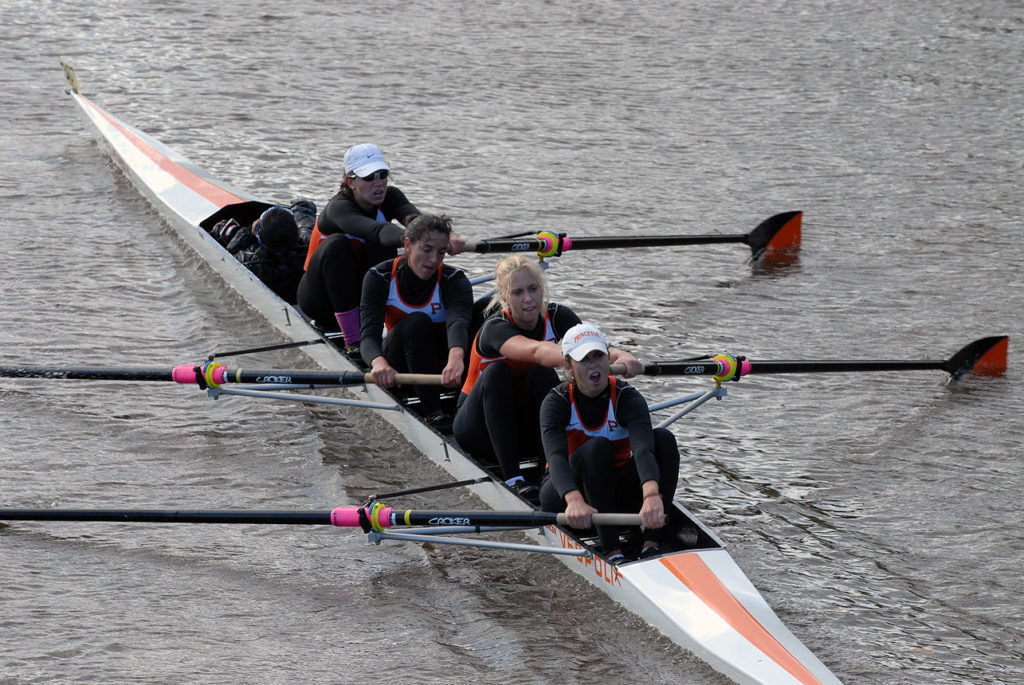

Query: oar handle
left=384, top=372, right=446, bottom=386
left=557, top=512, right=643, bottom=526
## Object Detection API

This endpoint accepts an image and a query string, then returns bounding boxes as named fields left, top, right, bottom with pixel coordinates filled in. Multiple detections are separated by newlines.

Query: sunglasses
left=358, top=169, right=389, bottom=182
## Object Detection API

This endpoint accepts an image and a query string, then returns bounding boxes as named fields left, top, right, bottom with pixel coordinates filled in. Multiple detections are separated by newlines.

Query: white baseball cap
left=561, top=323, right=609, bottom=361
left=344, top=143, right=391, bottom=178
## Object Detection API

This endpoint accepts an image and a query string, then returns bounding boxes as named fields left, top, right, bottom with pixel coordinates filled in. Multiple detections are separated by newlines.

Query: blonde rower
left=453, top=255, right=641, bottom=501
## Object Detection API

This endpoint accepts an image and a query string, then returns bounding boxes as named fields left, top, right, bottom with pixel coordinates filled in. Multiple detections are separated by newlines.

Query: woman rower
left=297, top=143, right=465, bottom=350
left=539, top=323, right=679, bottom=563
left=453, top=256, right=642, bottom=501
left=359, top=213, right=472, bottom=429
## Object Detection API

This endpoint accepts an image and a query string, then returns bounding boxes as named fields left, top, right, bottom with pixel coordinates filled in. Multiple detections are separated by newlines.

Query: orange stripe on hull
left=973, top=337, right=1008, bottom=376
left=762, top=212, right=801, bottom=259
left=82, top=95, right=242, bottom=209
left=660, top=554, right=823, bottom=685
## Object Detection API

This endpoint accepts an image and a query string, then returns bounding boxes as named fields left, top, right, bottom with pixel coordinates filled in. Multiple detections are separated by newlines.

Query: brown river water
left=1, top=2, right=1022, bottom=683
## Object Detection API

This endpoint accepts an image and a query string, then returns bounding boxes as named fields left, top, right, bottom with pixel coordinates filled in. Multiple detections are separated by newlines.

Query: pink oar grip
left=561, top=236, right=573, bottom=251
left=171, top=365, right=198, bottom=384
left=330, top=506, right=393, bottom=528
left=740, top=359, right=752, bottom=376
left=171, top=364, right=228, bottom=385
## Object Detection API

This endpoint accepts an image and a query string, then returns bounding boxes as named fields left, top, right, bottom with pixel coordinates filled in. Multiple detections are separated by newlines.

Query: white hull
left=67, top=80, right=840, bottom=685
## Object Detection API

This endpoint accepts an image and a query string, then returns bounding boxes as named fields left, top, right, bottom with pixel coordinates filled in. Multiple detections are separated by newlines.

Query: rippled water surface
left=1, top=2, right=1022, bottom=683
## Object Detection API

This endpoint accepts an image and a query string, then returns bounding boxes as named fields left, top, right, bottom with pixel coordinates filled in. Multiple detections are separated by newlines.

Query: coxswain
left=226, top=205, right=306, bottom=304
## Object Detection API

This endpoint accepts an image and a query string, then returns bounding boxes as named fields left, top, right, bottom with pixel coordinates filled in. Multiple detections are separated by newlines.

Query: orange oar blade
left=748, top=210, right=801, bottom=263
left=970, top=336, right=1008, bottom=377
left=946, top=335, right=1009, bottom=379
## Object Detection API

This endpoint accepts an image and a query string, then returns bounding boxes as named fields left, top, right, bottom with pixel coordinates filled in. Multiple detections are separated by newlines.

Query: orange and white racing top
left=567, top=376, right=632, bottom=467
left=460, top=308, right=557, bottom=395
left=383, top=257, right=446, bottom=336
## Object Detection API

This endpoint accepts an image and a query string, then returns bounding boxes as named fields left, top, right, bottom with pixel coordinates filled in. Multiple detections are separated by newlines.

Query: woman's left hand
left=639, top=494, right=666, bottom=529
left=611, top=349, right=644, bottom=378
left=441, top=356, right=464, bottom=387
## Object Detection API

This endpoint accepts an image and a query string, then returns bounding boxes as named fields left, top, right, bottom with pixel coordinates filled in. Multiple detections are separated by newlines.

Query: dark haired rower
left=359, top=213, right=472, bottom=429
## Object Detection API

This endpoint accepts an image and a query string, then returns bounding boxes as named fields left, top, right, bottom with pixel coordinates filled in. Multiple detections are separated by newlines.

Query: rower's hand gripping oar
left=463, top=211, right=802, bottom=264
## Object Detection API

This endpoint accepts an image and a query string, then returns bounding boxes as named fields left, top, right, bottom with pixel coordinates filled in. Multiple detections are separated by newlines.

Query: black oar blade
left=943, top=336, right=1009, bottom=380
left=746, top=211, right=801, bottom=263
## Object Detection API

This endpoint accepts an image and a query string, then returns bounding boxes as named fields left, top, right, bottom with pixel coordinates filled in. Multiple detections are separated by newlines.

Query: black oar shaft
left=566, top=234, right=747, bottom=249
left=0, top=367, right=174, bottom=382
left=747, top=360, right=946, bottom=374
left=211, top=368, right=369, bottom=385
left=612, top=357, right=742, bottom=379
left=636, top=360, right=726, bottom=376
left=469, top=237, right=545, bottom=254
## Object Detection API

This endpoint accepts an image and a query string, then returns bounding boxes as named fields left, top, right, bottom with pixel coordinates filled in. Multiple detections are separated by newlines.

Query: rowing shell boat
left=61, top=63, right=840, bottom=685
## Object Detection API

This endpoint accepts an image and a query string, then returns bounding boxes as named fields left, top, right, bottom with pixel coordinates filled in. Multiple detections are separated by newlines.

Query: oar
left=0, top=506, right=642, bottom=531
left=623, top=336, right=1009, bottom=383
left=0, top=362, right=443, bottom=387
left=463, top=211, right=801, bottom=263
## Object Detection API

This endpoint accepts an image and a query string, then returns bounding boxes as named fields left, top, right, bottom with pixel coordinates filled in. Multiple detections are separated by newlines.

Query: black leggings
left=453, top=362, right=559, bottom=481
left=539, top=428, right=680, bottom=552
left=383, top=312, right=448, bottom=415
left=297, top=234, right=393, bottom=329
